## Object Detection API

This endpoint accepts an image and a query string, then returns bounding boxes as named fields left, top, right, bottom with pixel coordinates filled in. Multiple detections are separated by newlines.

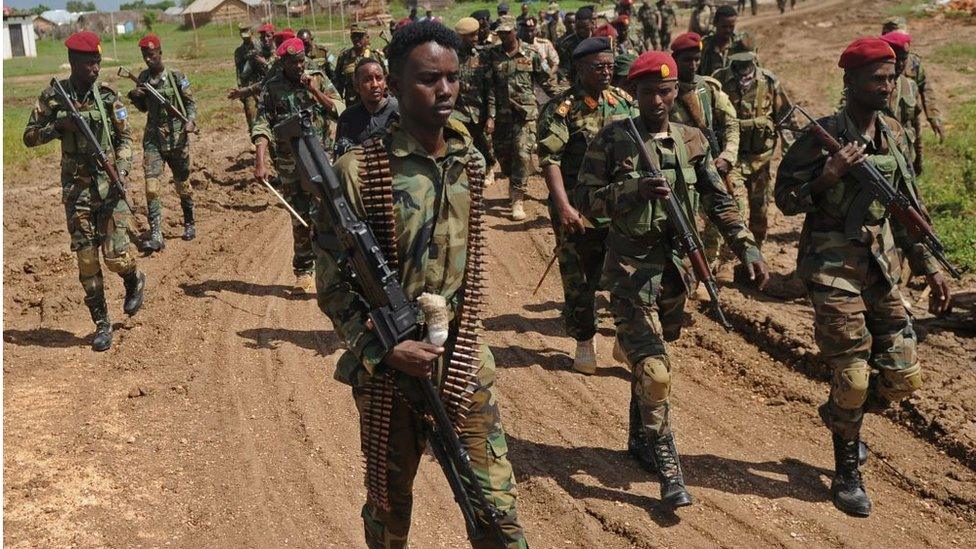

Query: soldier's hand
left=227, top=88, right=243, bottom=100
left=745, top=259, right=770, bottom=291
left=184, top=120, right=198, bottom=134
left=254, top=159, right=269, bottom=184
left=926, top=272, right=951, bottom=316
left=715, top=157, right=733, bottom=178
left=639, top=176, right=670, bottom=201
left=384, top=340, right=444, bottom=378
left=129, top=86, right=147, bottom=100
left=931, top=120, right=945, bottom=143
left=823, top=142, right=866, bottom=183
left=485, top=117, right=495, bottom=135
left=558, top=205, right=587, bottom=235
left=300, top=73, right=313, bottom=89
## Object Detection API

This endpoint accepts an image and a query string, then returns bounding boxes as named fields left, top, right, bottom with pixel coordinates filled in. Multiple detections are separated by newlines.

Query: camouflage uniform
left=130, top=67, right=197, bottom=237
left=713, top=63, right=795, bottom=246
left=251, top=69, right=344, bottom=277
left=314, top=119, right=527, bottom=548
left=333, top=46, right=387, bottom=105
left=238, top=40, right=273, bottom=131
left=887, top=73, right=923, bottom=172
left=775, top=111, right=939, bottom=441
left=525, top=37, right=560, bottom=76
left=637, top=1, right=661, bottom=50
left=657, top=0, right=677, bottom=47
left=23, top=79, right=138, bottom=324
left=689, top=2, right=715, bottom=36
left=485, top=40, right=562, bottom=196
left=556, top=31, right=586, bottom=84
left=454, top=42, right=497, bottom=170
left=698, top=32, right=748, bottom=77
left=537, top=86, right=637, bottom=342
left=578, top=117, right=760, bottom=438
left=904, top=52, right=943, bottom=134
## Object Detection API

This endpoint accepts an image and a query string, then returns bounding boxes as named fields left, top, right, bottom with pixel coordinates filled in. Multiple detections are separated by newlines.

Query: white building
left=3, top=15, right=38, bottom=59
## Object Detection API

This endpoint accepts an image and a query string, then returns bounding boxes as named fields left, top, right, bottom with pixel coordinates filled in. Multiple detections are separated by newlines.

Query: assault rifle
left=50, top=78, right=134, bottom=212
left=623, top=117, right=733, bottom=331
left=273, top=111, right=508, bottom=544
left=788, top=106, right=961, bottom=279
left=117, top=66, right=198, bottom=132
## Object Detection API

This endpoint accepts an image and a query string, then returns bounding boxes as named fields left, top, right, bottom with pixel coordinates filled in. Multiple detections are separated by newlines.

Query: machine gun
left=117, top=66, right=197, bottom=132
left=273, top=111, right=508, bottom=544
left=623, top=117, right=733, bottom=331
left=50, top=77, right=134, bottom=212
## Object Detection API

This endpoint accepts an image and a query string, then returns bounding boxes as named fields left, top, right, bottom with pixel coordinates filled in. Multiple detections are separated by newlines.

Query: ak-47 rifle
left=273, top=110, right=507, bottom=544
left=117, top=66, right=198, bottom=132
left=623, top=117, right=733, bottom=331
left=50, top=77, right=134, bottom=212
left=788, top=105, right=962, bottom=279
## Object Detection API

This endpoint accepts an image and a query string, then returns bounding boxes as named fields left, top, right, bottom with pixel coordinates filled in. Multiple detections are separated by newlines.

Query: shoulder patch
left=611, top=86, right=633, bottom=103
left=555, top=98, right=572, bottom=117
left=115, top=105, right=128, bottom=120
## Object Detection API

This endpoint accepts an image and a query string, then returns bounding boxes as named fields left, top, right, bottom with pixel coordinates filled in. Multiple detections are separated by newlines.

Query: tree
left=30, top=4, right=51, bottom=15
left=66, top=1, right=97, bottom=12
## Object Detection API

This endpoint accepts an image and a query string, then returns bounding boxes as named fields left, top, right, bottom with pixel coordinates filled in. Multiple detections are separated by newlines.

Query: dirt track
left=4, top=1, right=976, bottom=547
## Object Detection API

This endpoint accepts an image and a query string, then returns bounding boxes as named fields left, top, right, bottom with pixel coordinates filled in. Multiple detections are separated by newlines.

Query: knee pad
left=102, top=250, right=135, bottom=275
left=636, top=356, right=671, bottom=404
left=76, top=247, right=100, bottom=278
left=832, top=362, right=870, bottom=409
left=878, top=363, right=923, bottom=402
left=144, top=177, right=162, bottom=201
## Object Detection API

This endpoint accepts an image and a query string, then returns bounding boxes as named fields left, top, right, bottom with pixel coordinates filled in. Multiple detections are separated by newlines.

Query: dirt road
left=4, top=1, right=975, bottom=547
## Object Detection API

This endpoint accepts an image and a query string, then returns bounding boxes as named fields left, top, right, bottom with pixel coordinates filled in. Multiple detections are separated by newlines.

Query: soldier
left=228, top=23, right=275, bottom=125
left=493, top=2, right=511, bottom=31
left=578, top=50, right=767, bottom=508
left=454, top=17, right=497, bottom=186
left=522, top=17, right=560, bottom=77
left=485, top=14, right=562, bottom=221
left=314, top=21, right=529, bottom=548
left=556, top=6, right=595, bottom=84
left=538, top=37, right=637, bottom=374
left=542, top=2, right=566, bottom=42
left=637, top=0, right=661, bottom=50
left=879, top=32, right=923, bottom=174
left=233, top=23, right=259, bottom=132
left=127, top=34, right=198, bottom=251
left=334, top=58, right=399, bottom=158
left=882, top=17, right=945, bottom=142
left=472, top=9, right=494, bottom=46
left=334, top=23, right=387, bottom=106
left=698, top=5, right=744, bottom=77
left=775, top=38, right=951, bottom=517
left=713, top=37, right=795, bottom=249
left=24, top=31, right=146, bottom=351
left=689, top=0, right=715, bottom=36
left=611, top=15, right=646, bottom=57
left=516, top=2, right=531, bottom=25
left=252, top=38, right=345, bottom=294
left=657, top=0, right=677, bottom=48
left=561, top=11, right=576, bottom=43
left=298, top=28, right=335, bottom=81
left=669, top=32, right=740, bottom=265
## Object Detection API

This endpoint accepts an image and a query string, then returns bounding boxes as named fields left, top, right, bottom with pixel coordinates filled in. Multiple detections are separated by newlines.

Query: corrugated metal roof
left=182, top=0, right=261, bottom=15
left=38, top=9, right=82, bottom=25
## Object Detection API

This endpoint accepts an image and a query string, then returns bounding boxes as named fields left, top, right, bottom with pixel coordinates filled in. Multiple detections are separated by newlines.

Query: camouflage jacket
left=638, top=3, right=661, bottom=31
left=129, top=67, right=197, bottom=151
left=333, top=46, right=387, bottom=104
left=689, top=4, right=715, bottom=36
left=774, top=110, right=939, bottom=293
left=250, top=69, right=345, bottom=154
left=244, top=41, right=275, bottom=86
left=888, top=74, right=923, bottom=167
left=315, top=118, right=485, bottom=385
left=698, top=32, right=746, bottom=77
left=485, top=40, right=562, bottom=121
left=712, top=65, right=795, bottom=167
left=24, top=78, right=133, bottom=200
left=616, top=29, right=647, bottom=57
left=525, top=37, right=560, bottom=75
left=578, top=118, right=761, bottom=266
left=541, top=17, right=566, bottom=42
left=556, top=31, right=586, bottom=83
left=658, top=1, right=677, bottom=31
left=904, top=51, right=941, bottom=125
left=454, top=44, right=495, bottom=126
left=234, top=40, right=256, bottom=86
left=670, top=75, right=740, bottom=166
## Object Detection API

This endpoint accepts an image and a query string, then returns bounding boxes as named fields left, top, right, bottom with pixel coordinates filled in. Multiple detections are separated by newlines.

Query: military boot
left=627, top=395, right=655, bottom=473
left=180, top=197, right=196, bottom=241
left=85, top=293, right=113, bottom=352
left=830, top=433, right=872, bottom=516
left=145, top=201, right=165, bottom=252
left=122, top=270, right=146, bottom=316
left=651, top=433, right=693, bottom=508
left=510, top=189, right=527, bottom=221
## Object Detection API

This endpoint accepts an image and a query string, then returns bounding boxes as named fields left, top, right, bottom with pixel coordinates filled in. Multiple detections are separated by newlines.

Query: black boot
left=651, top=433, right=693, bottom=508
left=830, top=433, right=872, bottom=516
left=181, top=197, right=196, bottom=241
left=122, top=270, right=146, bottom=316
left=627, top=396, right=655, bottom=473
left=145, top=207, right=165, bottom=252
left=84, top=293, right=113, bottom=352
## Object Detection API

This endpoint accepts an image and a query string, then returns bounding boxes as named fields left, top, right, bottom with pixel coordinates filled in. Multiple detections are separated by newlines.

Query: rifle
left=623, top=116, right=733, bottom=331
left=788, top=105, right=962, bottom=279
left=50, top=77, right=134, bottom=212
left=274, top=110, right=508, bottom=544
left=117, top=66, right=197, bottom=132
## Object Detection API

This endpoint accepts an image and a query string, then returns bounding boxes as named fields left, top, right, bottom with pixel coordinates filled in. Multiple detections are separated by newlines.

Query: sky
left=5, top=0, right=172, bottom=12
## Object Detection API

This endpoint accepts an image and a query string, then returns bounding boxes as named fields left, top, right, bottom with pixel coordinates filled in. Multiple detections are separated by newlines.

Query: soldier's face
left=356, top=62, right=387, bottom=106
left=142, top=47, right=162, bottom=72
left=715, top=15, right=736, bottom=40
left=499, top=30, right=518, bottom=49
left=353, top=33, right=369, bottom=50
left=579, top=52, right=614, bottom=91
left=635, top=78, right=678, bottom=125
left=283, top=53, right=307, bottom=81
left=846, top=61, right=896, bottom=112
left=69, top=52, right=101, bottom=86
left=390, top=42, right=459, bottom=129
left=674, top=51, right=700, bottom=82
left=260, top=31, right=273, bottom=46
left=575, top=17, right=594, bottom=37
left=565, top=14, right=576, bottom=28
left=460, top=32, right=478, bottom=48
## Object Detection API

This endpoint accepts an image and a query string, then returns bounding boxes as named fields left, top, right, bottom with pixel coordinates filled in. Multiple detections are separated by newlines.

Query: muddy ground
left=4, top=1, right=975, bottom=547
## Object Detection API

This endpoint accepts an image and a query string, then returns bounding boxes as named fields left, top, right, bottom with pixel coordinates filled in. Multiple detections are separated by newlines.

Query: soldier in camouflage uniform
left=233, top=23, right=259, bottom=132
left=578, top=50, right=767, bottom=509
left=521, top=16, right=560, bottom=76
left=698, top=6, right=747, bottom=77
left=880, top=32, right=924, bottom=174
left=637, top=0, right=661, bottom=50
left=542, top=2, right=565, bottom=43
left=713, top=38, right=795, bottom=249
left=881, top=18, right=945, bottom=142
left=454, top=17, right=497, bottom=186
left=775, top=38, right=952, bottom=517
left=252, top=38, right=345, bottom=295
left=556, top=6, right=595, bottom=84
left=230, top=23, right=274, bottom=130
left=298, top=28, right=336, bottom=81
left=669, top=32, right=741, bottom=265
left=334, top=23, right=388, bottom=106
left=128, top=34, right=198, bottom=251
left=314, top=22, right=527, bottom=548
left=688, top=0, right=715, bottom=36
left=656, top=0, right=677, bottom=48
left=485, top=14, right=562, bottom=221
left=537, top=37, right=637, bottom=375
left=24, top=31, right=146, bottom=352
left=610, top=15, right=646, bottom=57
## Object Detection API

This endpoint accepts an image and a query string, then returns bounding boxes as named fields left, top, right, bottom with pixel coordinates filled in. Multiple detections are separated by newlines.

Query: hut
left=181, top=0, right=261, bottom=28
left=3, top=13, right=37, bottom=59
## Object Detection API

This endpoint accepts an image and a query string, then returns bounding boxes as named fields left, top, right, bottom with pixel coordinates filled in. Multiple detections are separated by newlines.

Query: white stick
left=261, top=178, right=310, bottom=228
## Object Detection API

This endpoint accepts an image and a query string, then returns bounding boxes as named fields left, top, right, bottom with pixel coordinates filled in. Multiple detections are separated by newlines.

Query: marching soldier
left=775, top=38, right=951, bottom=517
left=689, top=0, right=715, bottom=36
left=522, top=17, right=560, bottom=77
left=611, top=15, right=646, bottom=57
left=578, top=50, right=767, bottom=508
left=713, top=37, right=795, bottom=249
left=556, top=6, right=595, bottom=84
left=537, top=37, right=637, bottom=374
left=657, top=0, right=677, bottom=48
left=233, top=23, right=259, bottom=131
left=228, top=23, right=274, bottom=131
left=542, top=2, right=566, bottom=42
left=882, top=17, right=944, bottom=142
left=252, top=38, right=344, bottom=294
left=454, top=17, right=498, bottom=186
left=485, top=14, right=562, bottom=221
left=698, top=5, right=745, bottom=77
left=128, top=33, right=198, bottom=251
left=298, top=28, right=335, bottom=81
left=879, top=32, right=923, bottom=174
left=637, top=0, right=661, bottom=50
left=24, top=31, right=147, bottom=352
left=315, top=21, right=528, bottom=548
left=333, top=58, right=399, bottom=159
left=334, top=23, right=387, bottom=106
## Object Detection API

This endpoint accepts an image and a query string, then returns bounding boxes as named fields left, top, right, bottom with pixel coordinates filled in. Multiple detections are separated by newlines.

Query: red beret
left=839, top=37, right=895, bottom=69
left=138, top=33, right=160, bottom=50
left=258, top=23, right=275, bottom=34
left=628, top=50, right=678, bottom=82
left=276, top=37, right=305, bottom=58
left=273, top=29, right=296, bottom=47
left=880, top=31, right=911, bottom=54
left=593, top=24, right=618, bottom=38
left=395, top=17, right=412, bottom=29
left=64, top=31, right=100, bottom=54
left=670, top=32, right=702, bottom=53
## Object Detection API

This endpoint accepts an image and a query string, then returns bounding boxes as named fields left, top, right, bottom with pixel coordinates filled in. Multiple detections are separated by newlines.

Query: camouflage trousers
left=471, top=120, right=497, bottom=169
left=241, top=96, right=258, bottom=133
left=492, top=112, right=535, bottom=194
left=352, top=347, right=527, bottom=549
left=729, top=160, right=772, bottom=246
left=604, top=248, right=687, bottom=437
left=143, top=143, right=192, bottom=218
left=642, top=26, right=660, bottom=50
left=699, top=174, right=747, bottom=264
left=63, top=177, right=137, bottom=299
left=806, top=264, right=922, bottom=441
left=276, top=153, right=315, bottom=276
left=548, top=202, right=607, bottom=341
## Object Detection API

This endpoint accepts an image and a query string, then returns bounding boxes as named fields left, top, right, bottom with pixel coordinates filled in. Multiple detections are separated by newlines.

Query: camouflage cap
left=238, top=22, right=252, bottom=36
left=548, top=2, right=560, bottom=14
left=882, top=16, right=907, bottom=32
left=728, top=33, right=757, bottom=62
left=496, top=14, right=517, bottom=32
left=349, top=22, right=368, bottom=35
